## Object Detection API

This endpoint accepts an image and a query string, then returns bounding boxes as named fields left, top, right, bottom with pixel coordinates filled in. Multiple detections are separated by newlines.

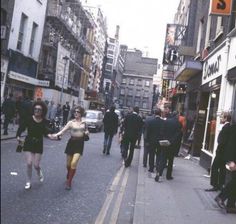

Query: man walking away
left=2, top=93, right=16, bottom=135
left=103, top=106, right=119, bottom=155
left=62, top=102, right=70, bottom=126
left=123, top=106, right=143, bottom=167
left=205, top=112, right=231, bottom=192
left=145, top=108, right=164, bottom=172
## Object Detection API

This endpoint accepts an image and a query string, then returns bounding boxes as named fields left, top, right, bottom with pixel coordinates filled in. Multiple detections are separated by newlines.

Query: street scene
left=1, top=0, right=236, bottom=223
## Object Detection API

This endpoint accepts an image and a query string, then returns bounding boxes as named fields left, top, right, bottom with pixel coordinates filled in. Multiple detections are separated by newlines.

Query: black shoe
left=215, top=196, right=226, bottom=209
left=166, top=176, right=174, bottom=180
left=148, top=169, right=154, bottom=173
left=155, top=174, right=159, bottom=182
left=103, top=149, right=106, bottom=154
left=205, top=187, right=218, bottom=192
left=143, top=164, right=147, bottom=168
left=106, top=151, right=110, bottom=155
left=124, top=161, right=130, bottom=168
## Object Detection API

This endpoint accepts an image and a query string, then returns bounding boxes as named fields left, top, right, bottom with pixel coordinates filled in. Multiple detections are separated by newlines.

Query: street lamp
left=59, top=55, right=69, bottom=104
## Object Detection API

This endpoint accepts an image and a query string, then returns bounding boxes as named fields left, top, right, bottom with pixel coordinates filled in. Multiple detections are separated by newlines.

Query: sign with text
left=210, top=0, right=232, bottom=15
left=55, top=42, right=70, bottom=89
left=202, top=44, right=227, bottom=85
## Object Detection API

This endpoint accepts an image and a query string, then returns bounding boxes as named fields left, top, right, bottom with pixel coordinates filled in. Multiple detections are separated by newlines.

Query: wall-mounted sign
left=162, top=70, right=174, bottom=80
left=202, top=44, right=227, bottom=85
left=210, top=0, right=232, bottom=15
left=9, top=71, right=50, bottom=87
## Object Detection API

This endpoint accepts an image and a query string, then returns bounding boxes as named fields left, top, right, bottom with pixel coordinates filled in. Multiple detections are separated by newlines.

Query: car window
left=86, top=112, right=97, bottom=119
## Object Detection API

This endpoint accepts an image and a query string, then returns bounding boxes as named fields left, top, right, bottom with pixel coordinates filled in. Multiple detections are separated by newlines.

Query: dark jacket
left=2, top=97, right=16, bottom=119
left=163, top=117, right=182, bottom=145
left=216, top=122, right=231, bottom=154
left=103, top=111, right=119, bottom=135
left=224, top=124, right=236, bottom=163
left=145, top=116, right=164, bottom=145
left=123, top=112, right=143, bottom=140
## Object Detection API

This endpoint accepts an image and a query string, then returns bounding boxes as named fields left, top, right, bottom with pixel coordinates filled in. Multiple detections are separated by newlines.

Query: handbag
left=159, top=140, right=171, bottom=147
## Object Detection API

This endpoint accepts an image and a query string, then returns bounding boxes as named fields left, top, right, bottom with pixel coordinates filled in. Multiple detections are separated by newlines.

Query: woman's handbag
left=159, top=140, right=171, bottom=147
left=16, top=141, right=24, bottom=153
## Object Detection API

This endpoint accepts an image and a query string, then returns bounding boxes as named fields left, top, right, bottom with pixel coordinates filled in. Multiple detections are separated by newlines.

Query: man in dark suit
left=155, top=111, right=182, bottom=181
left=206, top=113, right=231, bottom=191
left=103, top=106, right=119, bottom=155
left=123, top=106, right=143, bottom=167
left=215, top=121, right=236, bottom=213
left=145, top=108, right=164, bottom=172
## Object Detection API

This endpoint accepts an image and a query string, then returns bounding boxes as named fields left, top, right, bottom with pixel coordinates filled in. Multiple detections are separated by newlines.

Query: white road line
left=95, top=165, right=124, bottom=224
left=109, top=168, right=129, bottom=224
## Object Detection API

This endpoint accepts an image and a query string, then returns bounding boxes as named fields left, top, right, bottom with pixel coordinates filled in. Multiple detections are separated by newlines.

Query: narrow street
left=1, top=132, right=139, bottom=224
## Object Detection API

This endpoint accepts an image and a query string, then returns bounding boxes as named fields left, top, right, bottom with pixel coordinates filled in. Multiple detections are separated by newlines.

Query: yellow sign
left=210, top=0, right=232, bottom=15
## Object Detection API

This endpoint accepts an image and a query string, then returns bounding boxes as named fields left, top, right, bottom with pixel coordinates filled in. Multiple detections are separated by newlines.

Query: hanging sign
left=210, top=0, right=232, bottom=15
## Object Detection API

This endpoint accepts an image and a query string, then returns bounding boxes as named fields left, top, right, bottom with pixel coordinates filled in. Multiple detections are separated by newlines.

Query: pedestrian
left=205, top=112, right=231, bottom=192
left=123, top=106, right=143, bottom=167
left=103, top=106, right=119, bottom=155
left=52, top=106, right=89, bottom=190
left=62, top=101, right=70, bottom=125
left=175, top=111, right=186, bottom=156
left=215, top=121, right=236, bottom=213
left=16, top=101, right=54, bottom=190
left=145, top=108, right=164, bottom=173
left=135, top=112, right=144, bottom=149
left=47, top=100, right=57, bottom=121
left=143, top=112, right=155, bottom=168
left=2, top=93, right=16, bottom=135
left=16, top=96, right=33, bottom=133
left=155, top=111, right=182, bottom=181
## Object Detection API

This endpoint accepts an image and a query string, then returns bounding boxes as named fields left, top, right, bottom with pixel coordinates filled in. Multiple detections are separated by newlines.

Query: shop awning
left=174, top=59, right=202, bottom=81
left=227, top=67, right=236, bottom=81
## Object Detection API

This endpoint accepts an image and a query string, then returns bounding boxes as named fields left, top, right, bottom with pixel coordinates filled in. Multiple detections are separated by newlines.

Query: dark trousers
left=156, top=146, right=174, bottom=178
left=123, top=137, right=137, bottom=166
left=219, top=171, right=236, bottom=207
left=63, top=114, right=69, bottom=126
left=210, top=153, right=226, bottom=189
left=3, top=116, right=12, bottom=134
left=149, top=143, right=158, bottom=171
left=143, top=139, right=149, bottom=167
left=175, top=132, right=183, bottom=156
left=103, top=132, right=114, bottom=153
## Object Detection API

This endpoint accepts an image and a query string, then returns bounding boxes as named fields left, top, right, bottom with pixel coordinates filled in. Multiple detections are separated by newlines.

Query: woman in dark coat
left=16, top=101, right=53, bottom=190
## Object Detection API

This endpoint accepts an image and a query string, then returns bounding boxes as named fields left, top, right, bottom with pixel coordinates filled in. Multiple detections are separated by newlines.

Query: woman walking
left=52, top=106, right=89, bottom=190
left=16, top=101, right=53, bottom=190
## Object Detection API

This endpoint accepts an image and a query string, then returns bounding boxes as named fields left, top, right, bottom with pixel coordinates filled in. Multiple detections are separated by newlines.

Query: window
left=196, top=18, right=204, bottom=53
left=137, top=79, right=142, bottom=86
left=134, top=101, right=139, bottom=107
left=122, top=78, right=126, bottom=84
left=120, top=89, right=125, bottom=95
left=136, top=90, right=141, bottom=97
left=105, top=64, right=112, bottom=71
left=129, top=79, right=134, bottom=85
left=142, top=102, right=147, bottom=109
left=29, top=22, right=38, bottom=56
left=107, top=58, right=113, bottom=64
left=143, top=91, right=149, bottom=98
left=107, top=50, right=113, bottom=55
left=17, top=13, right=28, bottom=51
left=128, top=89, right=133, bottom=95
left=145, top=81, right=150, bottom=87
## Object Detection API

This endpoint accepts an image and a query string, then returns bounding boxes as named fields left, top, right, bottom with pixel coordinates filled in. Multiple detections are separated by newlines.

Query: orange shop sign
left=210, top=0, right=232, bottom=15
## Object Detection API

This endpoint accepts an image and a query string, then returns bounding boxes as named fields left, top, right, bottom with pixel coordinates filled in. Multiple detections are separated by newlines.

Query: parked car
left=82, top=110, right=104, bottom=132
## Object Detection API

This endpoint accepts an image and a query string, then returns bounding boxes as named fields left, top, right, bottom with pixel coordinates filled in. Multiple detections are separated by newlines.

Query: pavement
left=133, top=146, right=236, bottom=224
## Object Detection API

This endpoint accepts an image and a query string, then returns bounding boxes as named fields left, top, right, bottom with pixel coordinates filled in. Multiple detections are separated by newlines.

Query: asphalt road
left=1, top=132, right=139, bottom=224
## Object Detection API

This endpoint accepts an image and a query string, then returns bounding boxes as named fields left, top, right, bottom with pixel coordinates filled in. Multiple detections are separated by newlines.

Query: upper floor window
left=17, top=13, right=28, bottom=51
left=129, top=79, right=134, bottom=85
left=29, top=22, right=38, bottom=56
left=122, top=78, right=126, bottom=84
left=142, top=102, right=147, bottom=109
left=145, top=81, right=150, bottom=87
left=137, top=79, right=142, bottom=86
left=120, top=88, right=125, bottom=95
left=128, top=89, right=133, bottom=95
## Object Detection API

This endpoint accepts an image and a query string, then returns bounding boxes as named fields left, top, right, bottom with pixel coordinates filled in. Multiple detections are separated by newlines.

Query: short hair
left=133, top=106, right=139, bottom=114
left=73, top=106, right=85, bottom=117
left=223, top=112, right=231, bottom=122
left=154, top=108, right=162, bottom=116
left=32, top=101, right=48, bottom=118
left=110, top=106, right=115, bottom=112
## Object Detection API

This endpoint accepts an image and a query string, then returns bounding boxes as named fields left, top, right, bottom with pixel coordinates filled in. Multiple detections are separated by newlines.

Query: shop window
left=205, top=90, right=220, bottom=153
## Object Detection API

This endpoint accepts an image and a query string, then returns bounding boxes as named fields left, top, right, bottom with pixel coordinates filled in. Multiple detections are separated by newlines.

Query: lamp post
left=59, top=56, right=69, bottom=104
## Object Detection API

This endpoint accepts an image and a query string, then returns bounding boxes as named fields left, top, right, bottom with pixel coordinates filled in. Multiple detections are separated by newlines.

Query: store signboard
left=162, top=70, right=174, bottom=80
left=202, top=45, right=227, bottom=85
left=8, top=71, right=49, bottom=87
left=209, top=0, right=232, bottom=16
left=55, top=42, right=70, bottom=89
left=227, top=37, right=236, bottom=70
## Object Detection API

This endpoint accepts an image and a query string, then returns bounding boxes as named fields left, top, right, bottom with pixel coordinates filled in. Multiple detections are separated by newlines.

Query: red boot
left=65, top=169, right=76, bottom=190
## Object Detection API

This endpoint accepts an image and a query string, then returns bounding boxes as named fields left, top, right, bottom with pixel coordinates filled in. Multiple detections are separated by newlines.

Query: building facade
left=119, top=49, right=158, bottom=113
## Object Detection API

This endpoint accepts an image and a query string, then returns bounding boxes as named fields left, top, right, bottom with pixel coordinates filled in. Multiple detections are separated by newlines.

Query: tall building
left=38, top=0, right=94, bottom=106
left=1, top=0, right=48, bottom=101
left=119, top=49, right=158, bottom=113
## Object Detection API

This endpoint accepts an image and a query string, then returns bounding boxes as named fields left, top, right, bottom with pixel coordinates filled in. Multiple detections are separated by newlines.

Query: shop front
left=1, top=56, right=9, bottom=103
left=199, top=41, right=229, bottom=169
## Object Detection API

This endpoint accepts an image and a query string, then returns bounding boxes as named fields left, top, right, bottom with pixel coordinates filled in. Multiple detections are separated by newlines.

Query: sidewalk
left=1, top=124, right=26, bottom=140
left=133, top=147, right=235, bottom=224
